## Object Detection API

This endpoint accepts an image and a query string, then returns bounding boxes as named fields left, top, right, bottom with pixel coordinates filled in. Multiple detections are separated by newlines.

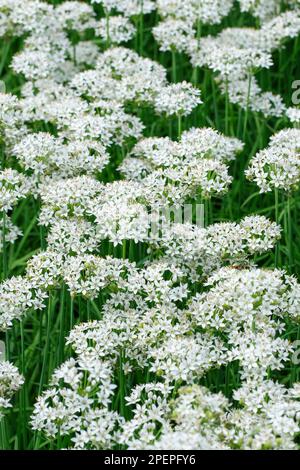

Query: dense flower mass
left=0, top=361, right=24, bottom=418
left=0, top=0, right=300, bottom=452
left=246, top=129, right=300, bottom=192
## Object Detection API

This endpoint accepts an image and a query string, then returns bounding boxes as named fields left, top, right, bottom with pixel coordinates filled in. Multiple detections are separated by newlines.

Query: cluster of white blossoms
left=97, top=15, right=136, bottom=45
left=153, top=18, right=195, bottom=53
left=0, top=215, right=22, bottom=252
left=150, top=215, right=281, bottom=280
left=118, top=128, right=240, bottom=207
left=222, top=75, right=286, bottom=118
left=0, top=274, right=47, bottom=331
left=0, top=203, right=282, bottom=329
left=154, top=81, right=202, bottom=117
left=147, top=380, right=300, bottom=450
left=91, top=0, right=156, bottom=17
left=156, top=0, right=234, bottom=25
left=30, top=261, right=300, bottom=449
left=0, top=0, right=300, bottom=452
left=0, top=168, right=32, bottom=212
left=11, top=132, right=110, bottom=179
left=0, top=361, right=24, bottom=418
left=188, top=15, right=300, bottom=118
left=121, top=128, right=243, bottom=179
left=246, top=128, right=300, bottom=192
left=286, top=107, right=300, bottom=126
left=238, top=0, right=281, bottom=22
left=151, top=2, right=300, bottom=118
left=0, top=92, right=26, bottom=145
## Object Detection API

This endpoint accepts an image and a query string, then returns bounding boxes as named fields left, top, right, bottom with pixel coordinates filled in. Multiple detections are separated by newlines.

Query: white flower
left=0, top=169, right=32, bottom=212
left=286, top=107, right=300, bottom=124
left=98, top=15, right=136, bottom=44
left=117, top=0, right=156, bottom=17
left=153, top=19, right=195, bottom=53
left=246, top=128, right=300, bottom=192
left=0, top=361, right=24, bottom=418
left=154, top=81, right=202, bottom=117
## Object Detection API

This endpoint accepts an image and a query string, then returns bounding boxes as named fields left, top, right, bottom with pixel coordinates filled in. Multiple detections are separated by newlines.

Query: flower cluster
left=0, top=0, right=300, bottom=453
left=31, top=263, right=300, bottom=449
left=0, top=361, right=24, bottom=418
left=97, top=15, right=136, bottom=45
left=246, top=128, right=300, bottom=192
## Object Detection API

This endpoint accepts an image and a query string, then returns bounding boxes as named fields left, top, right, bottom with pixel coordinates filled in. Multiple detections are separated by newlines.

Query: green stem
left=0, top=417, right=8, bottom=449
left=70, top=295, right=74, bottom=330
left=0, top=39, right=11, bottom=77
left=171, top=49, right=177, bottom=83
left=211, top=76, right=219, bottom=128
left=196, top=19, right=202, bottom=47
left=2, top=211, right=7, bottom=280
left=286, top=194, right=293, bottom=273
left=58, top=286, right=66, bottom=365
left=177, top=114, right=182, bottom=139
left=38, top=293, right=52, bottom=395
left=19, top=320, right=27, bottom=449
left=105, top=11, right=110, bottom=49
left=0, top=142, right=5, bottom=170
left=118, top=349, right=126, bottom=418
left=225, top=79, right=229, bottom=135
left=87, top=300, right=91, bottom=321
left=122, top=239, right=127, bottom=259
left=243, top=73, right=252, bottom=141
left=275, top=189, right=280, bottom=268
left=72, top=44, right=77, bottom=66
left=139, top=4, right=144, bottom=55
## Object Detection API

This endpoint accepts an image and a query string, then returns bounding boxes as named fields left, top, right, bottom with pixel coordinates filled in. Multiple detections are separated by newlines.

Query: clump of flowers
left=0, top=0, right=300, bottom=453
left=0, top=361, right=24, bottom=418
left=97, top=15, right=136, bottom=45
left=246, top=128, right=300, bottom=192
left=154, top=81, right=202, bottom=118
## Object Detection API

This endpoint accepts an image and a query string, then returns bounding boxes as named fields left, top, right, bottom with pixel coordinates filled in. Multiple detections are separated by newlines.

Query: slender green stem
left=122, top=239, right=127, bottom=259
left=191, top=20, right=201, bottom=86
left=243, top=73, right=252, bottom=141
left=0, top=417, right=8, bottom=450
left=72, top=44, right=77, bottom=66
left=171, top=49, right=177, bottom=83
left=58, top=286, right=66, bottom=365
left=0, top=39, right=11, bottom=77
left=291, top=325, right=300, bottom=384
left=192, top=66, right=198, bottom=86
left=105, top=11, right=110, bottom=49
left=177, top=114, right=182, bottom=139
left=118, top=349, right=126, bottom=418
left=196, top=19, right=202, bottom=47
left=87, top=300, right=91, bottom=321
left=38, top=293, right=52, bottom=395
left=19, top=320, right=27, bottom=449
left=2, top=211, right=7, bottom=280
left=168, top=120, right=173, bottom=139
left=286, top=194, right=293, bottom=273
left=0, top=143, right=5, bottom=170
left=211, top=76, right=219, bottom=128
left=70, top=295, right=74, bottom=330
left=275, top=189, right=280, bottom=268
left=225, top=79, right=229, bottom=135
left=139, top=3, right=144, bottom=55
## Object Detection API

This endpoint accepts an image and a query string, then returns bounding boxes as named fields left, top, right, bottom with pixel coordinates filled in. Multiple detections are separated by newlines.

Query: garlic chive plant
left=0, top=0, right=300, bottom=451
left=246, top=129, right=300, bottom=270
